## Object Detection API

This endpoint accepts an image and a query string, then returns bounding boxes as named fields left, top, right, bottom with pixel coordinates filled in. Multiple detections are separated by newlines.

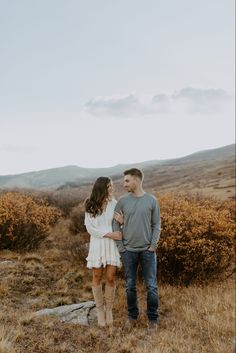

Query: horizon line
left=0, top=142, right=235, bottom=177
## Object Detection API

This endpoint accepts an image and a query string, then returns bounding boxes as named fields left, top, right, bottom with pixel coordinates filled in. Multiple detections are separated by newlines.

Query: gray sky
left=0, top=0, right=235, bottom=175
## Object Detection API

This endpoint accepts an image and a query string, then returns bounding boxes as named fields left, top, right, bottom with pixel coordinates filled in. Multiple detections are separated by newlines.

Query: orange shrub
left=157, top=194, right=236, bottom=284
left=0, top=192, right=61, bottom=250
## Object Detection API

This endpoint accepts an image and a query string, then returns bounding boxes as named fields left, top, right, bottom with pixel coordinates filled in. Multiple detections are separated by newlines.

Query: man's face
left=123, top=174, right=138, bottom=192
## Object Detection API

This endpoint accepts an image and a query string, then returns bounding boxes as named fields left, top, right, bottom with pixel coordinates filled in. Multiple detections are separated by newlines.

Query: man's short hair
left=124, top=168, right=144, bottom=180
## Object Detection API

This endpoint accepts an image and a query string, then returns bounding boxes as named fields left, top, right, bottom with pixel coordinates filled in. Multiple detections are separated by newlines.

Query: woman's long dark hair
left=85, top=177, right=111, bottom=217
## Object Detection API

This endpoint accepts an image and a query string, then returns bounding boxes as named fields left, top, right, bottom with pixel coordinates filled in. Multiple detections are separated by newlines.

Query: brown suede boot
left=105, top=285, right=116, bottom=326
left=92, top=284, right=106, bottom=327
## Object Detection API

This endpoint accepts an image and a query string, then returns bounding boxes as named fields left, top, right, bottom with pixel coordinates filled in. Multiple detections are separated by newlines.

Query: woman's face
left=107, top=181, right=113, bottom=198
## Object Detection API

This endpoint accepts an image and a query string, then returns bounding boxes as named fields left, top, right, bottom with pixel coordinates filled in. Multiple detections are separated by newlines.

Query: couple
left=84, top=168, right=161, bottom=329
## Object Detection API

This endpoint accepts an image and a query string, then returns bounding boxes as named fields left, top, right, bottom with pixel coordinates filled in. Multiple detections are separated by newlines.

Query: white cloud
left=85, top=93, right=146, bottom=118
left=85, top=87, right=233, bottom=118
left=171, top=87, right=231, bottom=113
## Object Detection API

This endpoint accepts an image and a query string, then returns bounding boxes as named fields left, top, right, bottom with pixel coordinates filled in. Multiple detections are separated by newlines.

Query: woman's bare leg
left=92, top=267, right=104, bottom=286
left=105, top=265, right=116, bottom=286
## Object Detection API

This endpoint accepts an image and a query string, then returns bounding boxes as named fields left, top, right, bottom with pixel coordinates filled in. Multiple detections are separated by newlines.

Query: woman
left=84, top=177, right=123, bottom=327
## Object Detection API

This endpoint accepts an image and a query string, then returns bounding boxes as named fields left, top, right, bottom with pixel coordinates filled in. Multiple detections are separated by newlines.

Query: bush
left=157, top=194, right=236, bottom=285
left=43, top=189, right=87, bottom=216
left=62, top=238, right=88, bottom=266
left=0, top=192, right=61, bottom=250
left=8, top=189, right=86, bottom=217
left=68, top=204, right=86, bottom=235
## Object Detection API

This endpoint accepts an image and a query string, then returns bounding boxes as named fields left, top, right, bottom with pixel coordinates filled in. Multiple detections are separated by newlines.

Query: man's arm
left=112, top=200, right=126, bottom=253
left=149, top=198, right=161, bottom=251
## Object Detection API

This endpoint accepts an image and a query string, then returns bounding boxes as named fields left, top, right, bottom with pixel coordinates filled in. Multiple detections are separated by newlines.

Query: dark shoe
left=147, top=320, right=159, bottom=333
left=124, top=318, right=137, bottom=332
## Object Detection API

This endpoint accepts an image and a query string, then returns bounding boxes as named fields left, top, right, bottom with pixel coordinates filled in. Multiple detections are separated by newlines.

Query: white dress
left=84, top=199, right=121, bottom=269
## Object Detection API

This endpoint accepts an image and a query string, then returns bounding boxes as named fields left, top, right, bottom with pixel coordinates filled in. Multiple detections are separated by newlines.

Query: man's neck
left=131, top=188, right=145, bottom=197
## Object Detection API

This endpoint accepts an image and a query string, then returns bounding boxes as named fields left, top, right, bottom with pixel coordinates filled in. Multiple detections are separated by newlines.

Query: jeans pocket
left=120, top=250, right=127, bottom=261
left=143, top=250, right=156, bottom=262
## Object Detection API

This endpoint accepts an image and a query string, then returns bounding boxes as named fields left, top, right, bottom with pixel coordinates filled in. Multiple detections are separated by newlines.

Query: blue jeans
left=121, top=249, right=159, bottom=323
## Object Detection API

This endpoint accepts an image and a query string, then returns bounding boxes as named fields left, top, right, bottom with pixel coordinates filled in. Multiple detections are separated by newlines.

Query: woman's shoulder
left=110, top=198, right=117, bottom=204
left=107, top=198, right=117, bottom=209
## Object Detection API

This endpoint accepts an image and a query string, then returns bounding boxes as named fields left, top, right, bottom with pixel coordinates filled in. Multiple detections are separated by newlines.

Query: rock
left=0, top=260, right=16, bottom=267
left=34, top=301, right=96, bottom=326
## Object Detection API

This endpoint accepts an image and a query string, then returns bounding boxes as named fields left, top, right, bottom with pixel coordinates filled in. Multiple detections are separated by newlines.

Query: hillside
left=140, top=145, right=235, bottom=200
left=62, top=144, right=236, bottom=201
left=0, top=144, right=235, bottom=200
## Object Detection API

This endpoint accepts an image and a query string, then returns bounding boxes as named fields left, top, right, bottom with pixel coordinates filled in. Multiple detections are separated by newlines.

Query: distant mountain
left=0, top=162, right=162, bottom=190
left=166, top=144, right=235, bottom=163
left=0, top=144, right=235, bottom=191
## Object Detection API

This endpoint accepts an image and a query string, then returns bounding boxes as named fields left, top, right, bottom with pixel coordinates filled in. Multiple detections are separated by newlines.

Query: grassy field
left=0, top=220, right=235, bottom=353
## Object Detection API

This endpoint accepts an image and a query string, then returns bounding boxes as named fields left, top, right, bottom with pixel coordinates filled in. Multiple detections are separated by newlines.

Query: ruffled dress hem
left=86, top=257, right=122, bottom=269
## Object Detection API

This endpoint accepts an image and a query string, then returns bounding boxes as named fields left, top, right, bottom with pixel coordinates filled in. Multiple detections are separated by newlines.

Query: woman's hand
left=104, top=231, right=122, bottom=240
left=114, top=211, right=124, bottom=225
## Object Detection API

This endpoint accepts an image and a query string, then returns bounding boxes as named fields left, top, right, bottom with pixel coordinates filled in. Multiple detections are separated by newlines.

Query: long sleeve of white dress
left=84, top=212, right=108, bottom=239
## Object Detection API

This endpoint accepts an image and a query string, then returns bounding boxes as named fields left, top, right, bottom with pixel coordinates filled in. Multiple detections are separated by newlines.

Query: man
left=112, top=168, right=161, bottom=329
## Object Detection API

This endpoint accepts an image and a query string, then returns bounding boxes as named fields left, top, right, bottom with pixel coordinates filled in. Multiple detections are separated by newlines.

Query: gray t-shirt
left=112, top=192, right=161, bottom=253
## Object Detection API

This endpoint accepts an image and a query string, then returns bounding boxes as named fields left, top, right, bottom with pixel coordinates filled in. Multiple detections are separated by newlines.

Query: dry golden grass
left=0, top=283, right=9, bottom=299
left=0, top=327, right=16, bottom=353
left=0, top=277, right=234, bottom=353
left=0, top=219, right=235, bottom=353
